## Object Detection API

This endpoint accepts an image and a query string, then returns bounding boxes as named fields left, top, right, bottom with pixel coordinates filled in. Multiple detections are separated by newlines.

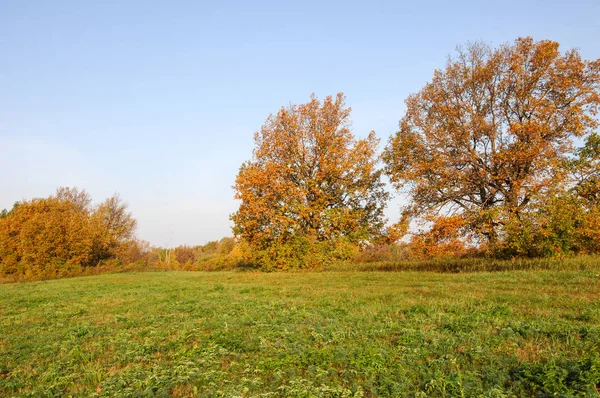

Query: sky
left=1, top=0, right=599, bottom=247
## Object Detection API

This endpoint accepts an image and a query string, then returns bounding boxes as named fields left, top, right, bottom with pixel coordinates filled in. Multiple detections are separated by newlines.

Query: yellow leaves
left=232, top=93, right=388, bottom=254
left=0, top=195, right=95, bottom=272
left=383, top=36, right=600, bottom=243
left=0, top=188, right=138, bottom=278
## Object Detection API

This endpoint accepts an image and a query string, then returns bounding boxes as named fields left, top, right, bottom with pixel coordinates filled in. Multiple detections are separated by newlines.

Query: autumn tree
left=383, top=37, right=600, bottom=245
left=56, top=186, right=93, bottom=213
left=91, top=194, right=137, bottom=262
left=232, top=93, right=388, bottom=265
left=520, top=132, right=600, bottom=256
left=0, top=191, right=96, bottom=276
left=0, top=187, right=139, bottom=279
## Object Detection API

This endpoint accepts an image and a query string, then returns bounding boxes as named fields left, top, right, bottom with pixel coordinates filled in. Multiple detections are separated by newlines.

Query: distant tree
left=55, top=187, right=92, bottom=213
left=194, top=240, right=219, bottom=262
left=173, top=245, right=195, bottom=265
left=92, top=194, right=137, bottom=257
left=117, top=239, right=153, bottom=265
left=232, top=93, right=389, bottom=253
left=202, top=240, right=219, bottom=254
left=383, top=37, right=600, bottom=244
left=218, top=237, right=236, bottom=256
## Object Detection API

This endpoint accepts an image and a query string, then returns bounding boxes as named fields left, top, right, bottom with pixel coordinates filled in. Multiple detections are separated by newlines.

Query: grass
left=1, top=270, right=600, bottom=397
left=328, top=254, right=600, bottom=273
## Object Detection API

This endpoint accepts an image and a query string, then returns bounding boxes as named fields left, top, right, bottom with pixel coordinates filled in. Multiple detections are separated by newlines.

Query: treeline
left=2, top=36, right=600, bottom=279
left=0, top=189, right=247, bottom=279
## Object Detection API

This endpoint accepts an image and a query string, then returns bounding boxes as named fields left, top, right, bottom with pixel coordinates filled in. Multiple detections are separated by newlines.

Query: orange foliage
left=0, top=195, right=95, bottom=276
left=383, top=37, right=600, bottom=244
left=406, top=216, right=470, bottom=259
left=232, top=93, right=389, bottom=253
left=0, top=188, right=137, bottom=279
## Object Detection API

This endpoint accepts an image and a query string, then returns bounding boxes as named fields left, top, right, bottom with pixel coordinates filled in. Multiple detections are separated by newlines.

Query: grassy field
left=1, top=271, right=599, bottom=397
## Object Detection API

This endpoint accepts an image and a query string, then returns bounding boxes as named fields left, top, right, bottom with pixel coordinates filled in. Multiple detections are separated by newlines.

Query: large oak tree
left=383, top=37, right=600, bottom=243
left=232, top=93, right=389, bottom=250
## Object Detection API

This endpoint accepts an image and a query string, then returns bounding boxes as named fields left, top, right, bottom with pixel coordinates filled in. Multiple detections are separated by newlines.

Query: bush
left=240, top=236, right=361, bottom=271
left=499, top=195, right=600, bottom=258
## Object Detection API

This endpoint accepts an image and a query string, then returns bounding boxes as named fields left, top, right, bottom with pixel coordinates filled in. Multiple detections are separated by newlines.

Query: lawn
left=1, top=270, right=599, bottom=397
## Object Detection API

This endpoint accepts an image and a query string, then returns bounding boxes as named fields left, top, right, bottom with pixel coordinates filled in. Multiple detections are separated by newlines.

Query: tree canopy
left=232, top=93, right=389, bottom=252
left=383, top=37, right=600, bottom=243
left=0, top=188, right=137, bottom=278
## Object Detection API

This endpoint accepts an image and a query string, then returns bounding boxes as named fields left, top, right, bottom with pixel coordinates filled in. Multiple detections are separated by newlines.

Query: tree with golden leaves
left=0, top=187, right=138, bottom=278
left=91, top=194, right=137, bottom=262
left=383, top=37, right=600, bottom=244
left=0, top=190, right=96, bottom=276
left=232, top=93, right=389, bottom=253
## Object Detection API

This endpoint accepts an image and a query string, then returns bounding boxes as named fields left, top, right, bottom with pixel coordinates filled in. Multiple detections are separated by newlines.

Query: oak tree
left=232, top=93, right=389, bottom=251
left=383, top=37, right=600, bottom=243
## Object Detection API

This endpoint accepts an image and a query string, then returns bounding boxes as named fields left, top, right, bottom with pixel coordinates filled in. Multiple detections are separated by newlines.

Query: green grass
left=328, top=255, right=600, bottom=273
left=1, top=271, right=600, bottom=397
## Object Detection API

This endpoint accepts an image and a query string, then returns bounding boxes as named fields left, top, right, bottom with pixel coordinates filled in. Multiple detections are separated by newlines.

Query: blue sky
left=1, top=0, right=599, bottom=246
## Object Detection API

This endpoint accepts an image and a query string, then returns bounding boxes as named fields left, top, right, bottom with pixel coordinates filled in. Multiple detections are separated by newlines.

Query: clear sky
left=1, top=0, right=599, bottom=247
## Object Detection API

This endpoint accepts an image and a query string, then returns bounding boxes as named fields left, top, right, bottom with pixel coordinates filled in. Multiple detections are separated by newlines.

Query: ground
left=1, top=270, right=599, bottom=397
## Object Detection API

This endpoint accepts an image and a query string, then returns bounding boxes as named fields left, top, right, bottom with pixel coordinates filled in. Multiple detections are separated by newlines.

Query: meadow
left=1, top=270, right=599, bottom=397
